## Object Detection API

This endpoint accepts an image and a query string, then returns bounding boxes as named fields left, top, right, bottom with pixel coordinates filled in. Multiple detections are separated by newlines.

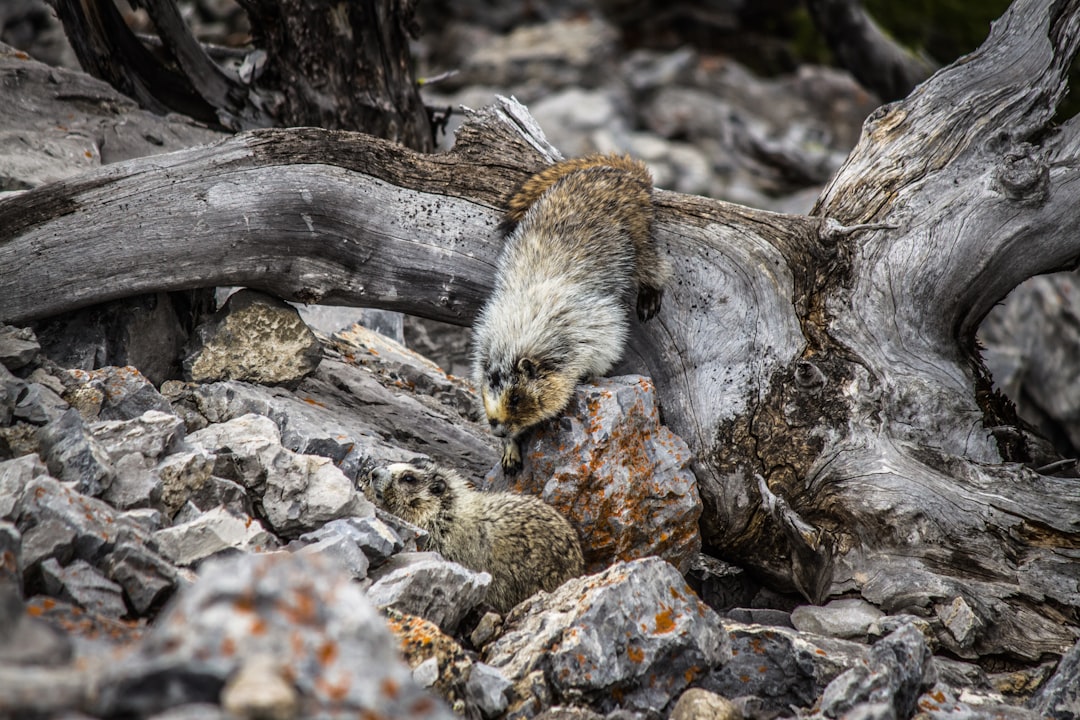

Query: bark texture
left=3, top=0, right=1080, bottom=661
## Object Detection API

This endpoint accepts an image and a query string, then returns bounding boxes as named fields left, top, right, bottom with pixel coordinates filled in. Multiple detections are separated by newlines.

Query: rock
left=790, top=598, right=886, bottom=641
left=220, top=654, right=299, bottom=720
left=261, top=447, right=372, bottom=538
left=66, top=365, right=174, bottom=421
left=486, top=376, right=701, bottom=574
left=935, top=595, right=983, bottom=651
left=39, top=558, right=128, bottom=617
left=157, top=448, right=216, bottom=518
left=90, top=410, right=186, bottom=462
left=0, top=453, right=47, bottom=518
left=299, top=515, right=404, bottom=567
left=0, top=521, right=18, bottom=588
left=385, top=608, right=478, bottom=716
left=13, top=382, right=69, bottom=424
left=187, top=412, right=283, bottom=493
left=37, top=408, right=115, bottom=497
left=373, top=507, right=431, bottom=553
left=103, top=452, right=163, bottom=510
left=467, top=662, right=513, bottom=718
left=189, top=475, right=253, bottom=516
left=0, top=324, right=41, bottom=370
left=292, top=529, right=370, bottom=581
left=34, top=293, right=193, bottom=387
left=368, top=554, right=491, bottom=634
left=183, top=289, right=323, bottom=389
left=917, top=684, right=1045, bottom=719
left=700, top=618, right=868, bottom=713
left=529, top=87, right=628, bottom=159
left=103, top=541, right=178, bottom=616
left=685, top=552, right=758, bottom=612
left=1029, top=635, right=1080, bottom=719
left=94, top=552, right=453, bottom=718
left=14, top=475, right=121, bottom=564
left=19, top=517, right=77, bottom=585
left=724, top=607, right=794, bottom=627
left=0, top=362, right=26, bottom=426
left=0, top=664, right=97, bottom=718
left=484, top=557, right=723, bottom=717
left=154, top=506, right=277, bottom=567
left=0, top=579, right=73, bottom=666
left=819, top=623, right=932, bottom=720
left=669, top=688, right=741, bottom=720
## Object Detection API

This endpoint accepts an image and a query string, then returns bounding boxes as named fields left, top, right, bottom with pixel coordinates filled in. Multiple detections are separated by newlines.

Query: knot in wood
left=995, top=145, right=1049, bottom=204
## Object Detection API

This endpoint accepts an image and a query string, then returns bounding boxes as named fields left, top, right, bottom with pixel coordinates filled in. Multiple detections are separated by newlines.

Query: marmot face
left=480, top=356, right=574, bottom=441
left=369, top=459, right=457, bottom=530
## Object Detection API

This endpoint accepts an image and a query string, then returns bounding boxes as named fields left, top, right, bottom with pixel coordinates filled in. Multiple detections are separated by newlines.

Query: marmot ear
left=518, top=357, right=539, bottom=379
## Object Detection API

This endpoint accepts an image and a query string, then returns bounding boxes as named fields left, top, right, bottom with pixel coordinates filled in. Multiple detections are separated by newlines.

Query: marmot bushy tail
left=368, top=460, right=584, bottom=614
left=472, top=153, right=672, bottom=472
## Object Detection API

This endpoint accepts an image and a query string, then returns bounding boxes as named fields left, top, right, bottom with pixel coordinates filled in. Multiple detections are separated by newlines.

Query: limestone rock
left=669, top=688, right=741, bottom=720
left=486, top=375, right=701, bottom=573
left=90, top=410, right=186, bottom=462
left=0, top=453, right=47, bottom=519
left=103, top=541, right=178, bottom=616
left=93, top=552, right=453, bottom=718
left=385, top=608, right=480, bottom=716
left=368, top=554, right=490, bottom=634
left=791, top=598, right=886, bottom=641
left=484, top=557, right=723, bottom=717
left=65, top=365, right=174, bottom=421
left=157, top=448, right=216, bottom=518
left=183, top=290, right=322, bottom=389
left=39, top=557, right=128, bottom=617
left=260, top=447, right=372, bottom=538
left=1029, top=635, right=1080, bottom=720
left=220, top=654, right=299, bottom=720
left=37, top=408, right=115, bottom=497
left=0, top=579, right=72, bottom=666
left=154, top=506, right=277, bottom=567
left=819, top=623, right=933, bottom=719
left=0, top=324, right=40, bottom=370
left=13, top=382, right=68, bottom=424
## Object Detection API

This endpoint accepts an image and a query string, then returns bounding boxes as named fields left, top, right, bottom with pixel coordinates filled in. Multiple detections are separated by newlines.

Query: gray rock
left=0, top=324, right=40, bottom=370
left=102, top=452, right=162, bottom=510
left=187, top=412, right=282, bottom=493
left=300, top=515, right=403, bottom=567
left=0, top=453, right=48, bottom=519
left=529, top=87, right=628, bottom=159
left=157, top=448, right=215, bottom=518
left=14, top=382, right=69, bottom=424
left=373, top=506, right=430, bottom=553
left=94, top=551, right=453, bottom=718
left=154, top=506, right=277, bottom=567
left=367, top=554, right=490, bottom=634
left=724, top=607, right=794, bottom=627
left=935, top=595, right=983, bottom=651
left=183, top=289, right=322, bottom=389
left=0, top=579, right=72, bottom=666
left=260, top=447, right=372, bottom=538
left=1029, top=635, right=1080, bottom=719
left=918, top=683, right=1045, bottom=720
left=188, top=475, right=253, bottom=517
left=467, top=662, right=513, bottom=718
left=484, top=557, right=724, bottom=717
left=0, top=664, right=97, bottom=718
left=293, top=532, right=370, bottom=580
left=20, top=517, right=77, bottom=585
left=14, top=474, right=122, bottom=565
left=66, top=365, right=174, bottom=421
left=104, top=541, right=178, bottom=616
left=0, top=362, right=26, bottom=426
left=701, top=618, right=869, bottom=713
left=37, top=408, right=115, bottom=497
left=486, top=376, right=701, bottom=574
left=219, top=654, right=299, bottom=720
left=40, top=558, right=128, bottom=617
left=0, top=521, right=19, bottom=588
left=90, top=410, right=186, bottom=462
left=820, top=623, right=932, bottom=719
left=790, top=598, right=886, bottom=641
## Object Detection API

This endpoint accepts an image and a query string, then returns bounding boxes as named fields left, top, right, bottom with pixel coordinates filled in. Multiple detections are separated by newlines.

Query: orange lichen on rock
left=654, top=607, right=676, bottom=634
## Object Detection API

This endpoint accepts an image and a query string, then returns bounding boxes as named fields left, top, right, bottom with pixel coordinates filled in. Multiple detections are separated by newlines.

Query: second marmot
left=368, top=459, right=584, bottom=614
left=472, top=153, right=672, bottom=472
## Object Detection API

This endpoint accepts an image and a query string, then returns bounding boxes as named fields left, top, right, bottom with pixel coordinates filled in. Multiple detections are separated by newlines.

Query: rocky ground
left=2, top=1, right=1080, bottom=718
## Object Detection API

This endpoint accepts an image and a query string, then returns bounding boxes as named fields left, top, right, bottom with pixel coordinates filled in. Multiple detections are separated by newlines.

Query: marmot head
left=478, top=356, right=575, bottom=439
left=368, top=459, right=462, bottom=528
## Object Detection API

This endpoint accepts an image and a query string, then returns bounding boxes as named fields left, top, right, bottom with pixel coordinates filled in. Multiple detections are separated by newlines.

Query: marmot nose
left=490, top=420, right=508, bottom=437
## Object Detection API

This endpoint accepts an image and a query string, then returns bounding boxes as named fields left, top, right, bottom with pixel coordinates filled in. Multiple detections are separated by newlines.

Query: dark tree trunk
left=5, top=0, right=1080, bottom=664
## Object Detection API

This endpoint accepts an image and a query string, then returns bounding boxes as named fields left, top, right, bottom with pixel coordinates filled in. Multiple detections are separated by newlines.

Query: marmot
left=472, top=153, right=672, bottom=472
left=368, top=459, right=584, bottom=614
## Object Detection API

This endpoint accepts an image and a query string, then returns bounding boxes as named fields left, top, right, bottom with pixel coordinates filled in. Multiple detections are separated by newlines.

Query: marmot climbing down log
left=368, top=459, right=584, bottom=614
left=471, top=153, right=671, bottom=472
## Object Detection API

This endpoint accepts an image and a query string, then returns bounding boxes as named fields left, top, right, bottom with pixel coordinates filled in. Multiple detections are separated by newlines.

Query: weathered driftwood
left=3, top=0, right=1080, bottom=661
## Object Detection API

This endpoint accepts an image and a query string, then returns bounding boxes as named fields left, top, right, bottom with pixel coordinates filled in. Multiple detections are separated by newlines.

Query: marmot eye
left=400, top=473, right=418, bottom=485
left=430, top=479, right=446, bottom=495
